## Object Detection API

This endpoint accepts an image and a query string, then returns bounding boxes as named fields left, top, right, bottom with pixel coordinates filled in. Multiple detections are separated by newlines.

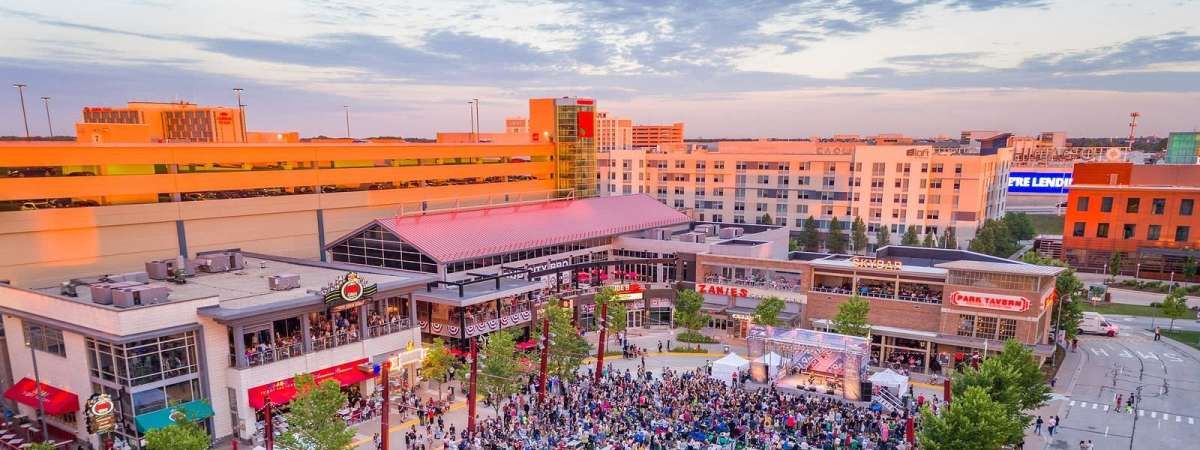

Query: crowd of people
left=436, top=367, right=916, bottom=449
left=309, top=310, right=362, bottom=349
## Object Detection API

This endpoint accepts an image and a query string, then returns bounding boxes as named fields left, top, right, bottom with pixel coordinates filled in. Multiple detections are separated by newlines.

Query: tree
left=144, top=409, right=211, bottom=450
left=876, top=226, right=891, bottom=248
left=420, top=338, right=461, bottom=400
left=752, top=296, right=786, bottom=327
left=674, top=289, right=711, bottom=348
left=596, top=287, right=627, bottom=345
left=799, top=216, right=821, bottom=251
left=901, top=226, right=920, bottom=246
left=831, top=295, right=870, bottom=337
left=1160, top=289, right=1190, bottom=330
left=28, top=444, right=55, bottom=450
left=277, top=374, right=356, bottom=450
left=917, top=386, right=1024, bottom=450
left=542, top=302, right=590, bottom=380
left=1183, top=255, right=1197, bottom=280
left=1022, top=253, right=1085, bottom=340
left=850, top=217, right=869, bottom=254
left=826, top=216, right=848, bottom=254
left=922, top=232, right=937, bottom=248
left=940, top=226, right=958, bottom=249
left=478, top=329, right=521, bottom=406
left=788, top=239, right=800, bottom=252
left=759, top=213, right=773, bottom=225
left=1108, top=251, right=1123, bottom=279
left=952, top=340, right=1050, bottom=444
left=970, top=219, right=1018, bottom=257
left=1003, top=212, right=1036, bottom=241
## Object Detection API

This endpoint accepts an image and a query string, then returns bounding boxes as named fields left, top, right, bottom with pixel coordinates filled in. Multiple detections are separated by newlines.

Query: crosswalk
left=1068, top=400, right=1197, bottom=425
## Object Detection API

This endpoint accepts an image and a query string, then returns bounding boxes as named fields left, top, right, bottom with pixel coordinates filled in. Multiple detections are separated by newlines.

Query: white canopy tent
left=754, top=351, right=784, bottom=371
left=710, top=352, right=750, bottom=385
left=868, top=369, right=910, bottom=395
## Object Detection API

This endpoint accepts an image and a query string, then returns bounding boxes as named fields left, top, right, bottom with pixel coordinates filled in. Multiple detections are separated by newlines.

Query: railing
left=244, top=342, right=304, bottom=368
left=312, top=331, right=361, bottom=352
left=812, top=286, right=853, bottom=295
left=367, top=318, right=413, bottom=338
left=702, top=275, right=803, bottom=292
left=876, top=386, right=903, bottom=411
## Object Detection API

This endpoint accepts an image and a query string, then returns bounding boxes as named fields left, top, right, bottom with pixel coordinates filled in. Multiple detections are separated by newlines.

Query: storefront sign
left=650, top=298, right=673, bottom=309
left=249, top=358, right=371, bottom=408
left=696, top=283, right=749, bottom=298
left=321, top=272, right=377, bottom=307
left=526, top=258, right=572, bottom=273
left=906, top=148, right=930, bottom=157
left=614, top=292, right=644, bottom=301
left=86, top=393, right=117, bottom=434
left=850, top=257, right=902, bottom=271
left=949, top=291, right=1030, bottom=312
left=731, top=314, right=753, bottom=321
left=816, top=147, right=853, bottom=155
left=217, top=111, right=233, bottom=125
left=1042, top=291, right=1057, bottom=309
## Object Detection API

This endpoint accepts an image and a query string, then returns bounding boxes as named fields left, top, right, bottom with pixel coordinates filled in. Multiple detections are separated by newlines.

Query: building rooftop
left=414, top=277, right=545, bottom=307
left=935, top=260, right=1065, bottom=277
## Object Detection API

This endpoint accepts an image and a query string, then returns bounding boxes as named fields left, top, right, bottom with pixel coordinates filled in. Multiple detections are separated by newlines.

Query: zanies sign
left=85, top=393, right=117, bottom=434
left=321, top=272, right=378, bottom=308
left=696, top=283, right=749, bottom=298
left=949, top=291, right=1030, bottom=312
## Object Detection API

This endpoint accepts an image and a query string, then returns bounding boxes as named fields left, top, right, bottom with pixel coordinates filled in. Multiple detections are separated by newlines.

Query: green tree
left=826, top=216, right=848, bottom=253
left=788, top=239, right=800, bottom=252
left=1108, top=251, right=1123, bottom=279
left=917, top=386, right=1024, bottom=450
left=1022, top=253, right=1085, bottom=340
left=28, top=443, right=55, bottom=450
left=831, top=295, right=871, bottom=337
left=759, top=213, right=773, bottom=225
left=1160, top=289, right=1190, bottom=330
left=799, top=216, right=821, bottom=251
left=851, top=217, right=869, bottom=254
left=674, top=289, right=711, bottom=348
left=420, top=338, right=461, bottom=400
left=752, top=296, right=786, bottom=327
left=970, top=219, right=1018, bottom=257
left=144, top=409, right=211, bottom=450
left=940, top=226, right=958, bottom=249
left=922, top=232, right=937, bottom=248
left=1003, top=212, right=1036, bottom=241
left=542, top=302, right=591, bottom=380
left=478, top=329, right=521, bottom=406
left=876, top=226, right=891, bottom=248
left=952, top=340, right=1050, bottom=444
left=901, top=226, right=920, bottom=246
left=1183, top=255, right=1197, bottom=280
left=596, top=287, right=627, bottom=345
left=277, top=374, right=356, bottom=450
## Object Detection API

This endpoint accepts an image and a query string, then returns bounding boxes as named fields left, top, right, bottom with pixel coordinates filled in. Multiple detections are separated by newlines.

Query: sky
left=1, top=0, right=1199, bottom=139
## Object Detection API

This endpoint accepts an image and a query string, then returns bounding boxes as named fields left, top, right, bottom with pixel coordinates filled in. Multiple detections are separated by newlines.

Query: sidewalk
left=1023, top=343, right=1087, bottom=449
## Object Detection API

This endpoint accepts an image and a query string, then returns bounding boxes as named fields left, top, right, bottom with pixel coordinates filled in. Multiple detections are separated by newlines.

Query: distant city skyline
left=2, top=0, right=1199, bottom=139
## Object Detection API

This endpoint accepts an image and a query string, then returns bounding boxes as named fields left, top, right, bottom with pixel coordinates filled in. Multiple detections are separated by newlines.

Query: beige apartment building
left=596, top=112, right=633, bottom=151
left=598, top=141, right=1011, bottom=249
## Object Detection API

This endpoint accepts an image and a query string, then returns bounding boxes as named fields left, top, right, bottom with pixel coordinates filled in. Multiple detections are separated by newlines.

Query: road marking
left=1118, top=350, right=1134, bottom=358
left=1139, top=409, right=1144, bottom=416
left=1164, top=414, right=1170, bottom=420
left=1104, top=426, right=1109, bottom=437
left=1070, top=400, right=1076, bottom=406
left=1151, top=412, right=1157, bottom=418
left=1163, top=353, right=1184, bottom=362
left=1090, top=347, right=1109, bottom=357
left=1137, top=351, right=1159, bottom=360
left=1190, top=417, right=1195, bottom=425
left=1103, top=405, right=1109, bottom=411
left=1141, top=331, right=1154, bottom=337
left=1176, top=415, right=1182, bottom=423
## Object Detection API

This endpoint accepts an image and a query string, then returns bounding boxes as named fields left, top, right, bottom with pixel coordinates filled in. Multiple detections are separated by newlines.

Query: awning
left=248, top=358, right=371, bottom=409
left=515, top=340, right=538, bottom=350
left=332, top=367, right=374, bottom=387
left=134, top=400, right=215, bottom=433
left=3, top=378, right=79, bottom=415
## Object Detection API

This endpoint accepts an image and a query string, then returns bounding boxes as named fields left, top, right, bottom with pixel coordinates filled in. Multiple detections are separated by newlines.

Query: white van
left=1079, top=312, right=1119, bottom=336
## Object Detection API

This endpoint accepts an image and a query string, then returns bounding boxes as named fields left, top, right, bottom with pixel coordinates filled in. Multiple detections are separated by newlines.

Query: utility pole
left=538, top=316, right=551, bottom=404
left=343, top=105, right=352, bottom=139
left=1129, top=385, right=1144, bottom=450
left=1127, top=112, right=1140, bottom=149
left=40, top=96, right=53, bottom=137
left=13, top=83, right=30, bottom=139
left=233, top=88, right=246, bottom=142
left=595, top=300, right=609, bottom=382
left=380, top=360, right=391, bottom=450
left=467, top=337, right=479, bottom=434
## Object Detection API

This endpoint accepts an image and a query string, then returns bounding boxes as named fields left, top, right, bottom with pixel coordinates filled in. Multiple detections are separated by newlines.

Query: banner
left=1007, top=171, right=1072, bottom=194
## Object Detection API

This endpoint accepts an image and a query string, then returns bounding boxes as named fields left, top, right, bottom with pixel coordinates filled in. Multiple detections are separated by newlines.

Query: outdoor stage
left=747, top=325, right=871, bottom=401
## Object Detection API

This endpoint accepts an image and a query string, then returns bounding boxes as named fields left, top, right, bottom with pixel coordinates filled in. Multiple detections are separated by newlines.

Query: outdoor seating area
left=703, top=273, right=804, bottom=292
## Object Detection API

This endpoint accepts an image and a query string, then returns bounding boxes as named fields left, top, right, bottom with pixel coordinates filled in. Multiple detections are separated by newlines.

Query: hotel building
left=598, top=140, right=1012, bottom=248
left=632, top=122, right=685, bottom=150
left=528, top=97, right=598, bottom=198
left=595, top=112, right=633, bottom=151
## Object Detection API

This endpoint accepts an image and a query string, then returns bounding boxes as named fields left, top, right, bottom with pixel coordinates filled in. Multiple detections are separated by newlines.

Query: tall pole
left=26, top=343, right=49, bottom=442
left=595, top=300, right=609, bottom=382
left=13, top=84, right=30, bottom=139
left=233, top=88, right=246, bottom=143
left=472, top=98, right=480, bottom=143
left=40, top=97, right=53, bottom=137
left=343, top=105, right=351, bottom=139
left=262, top=395, right=274, bottom=450
left=467, top=337, right=478, bottom=434
left=467, top=100, right=476, bottom=143
left=380, top=360, right=391, bottom=450
left=538, top=316, right=550, bottom=404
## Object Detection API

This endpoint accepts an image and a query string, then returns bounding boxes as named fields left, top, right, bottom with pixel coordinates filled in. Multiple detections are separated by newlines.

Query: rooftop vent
left=268, top=273, right=301, bottom=291
left=679, top=232, right=706, bottom=243
left=195, top=250, right=245, bottom=273
left=718, top=227, right=744, bottom=239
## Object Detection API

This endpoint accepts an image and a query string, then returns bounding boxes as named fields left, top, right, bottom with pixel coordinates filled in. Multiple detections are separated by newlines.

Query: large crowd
left=427, top=367, right=916, bottom=450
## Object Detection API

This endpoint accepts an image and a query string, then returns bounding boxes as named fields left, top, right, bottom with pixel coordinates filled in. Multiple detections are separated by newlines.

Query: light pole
left=1135, top=263, right=1141, bottom=280
left=595, top=300, right=609, bottom=382
left=13, top=83, right=30, bottom=139
left=24, top=339, right=49, bottom=442
left=537, top=316, right=551, bottom=404
left=467, top=337, right=478, bottom=435
left=472, top=98, right=479, bottom=143
left=233, top=88, right=246, bottom=143
left=343, top=105, right=351, bottom=139
left=40, top=96, right=53, bottom=138
left=379, top=360, right=391, bottom=450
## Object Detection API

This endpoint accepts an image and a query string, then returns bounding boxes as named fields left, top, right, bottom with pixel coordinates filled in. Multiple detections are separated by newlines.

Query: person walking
left=1047, top=416, right=1057, bottom=436
left=1034, top=416, right=1043, bottom=434
left=1154, top=326, right=1162, bottom=341
left=1115, top=393, right=1123, bottom=413
left=1071, top=337, right=1078, bottom=352
left=658, top=341, right=663, bottom=353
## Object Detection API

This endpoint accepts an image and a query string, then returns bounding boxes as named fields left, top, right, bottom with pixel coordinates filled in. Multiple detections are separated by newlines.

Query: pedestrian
left=1115, top=393, right=1123, bottom=412
left=1071, top=337, right=1078, bottom=352
left=1050, top=377, right=1056, bottom=388
left=666, top=339, right=671, bottom=350
left=373, top=432, right=381, bottom=450
left=1047, top=416, right=1057, bottom=436
left=1154, top=326, right=1161, bottom=341
left=1034, top=416, right=1043, bottom=434
left=658, top=340, right=663, bottom=353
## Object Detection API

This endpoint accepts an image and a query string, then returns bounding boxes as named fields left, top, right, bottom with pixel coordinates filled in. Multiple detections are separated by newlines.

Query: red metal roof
left=375, top=195, right=690, bottom=263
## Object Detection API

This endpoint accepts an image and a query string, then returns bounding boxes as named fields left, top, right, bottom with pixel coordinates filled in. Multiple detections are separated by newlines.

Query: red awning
left=448, top=348, right=468, bottom=357
left=4, top=378, right=79, bottom=416
left=249, top=386, right=296, bottom=410
left=515, top=340, right=538, bottom=350
left=333, top=367, right=374, bottom=387
left=248, top=358, right=371, bottom=410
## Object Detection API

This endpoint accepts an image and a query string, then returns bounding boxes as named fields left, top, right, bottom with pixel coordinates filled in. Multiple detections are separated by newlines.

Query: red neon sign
left=949, top=291, right=1029, bottom=312
left=696, top=283, right=749, bottom=298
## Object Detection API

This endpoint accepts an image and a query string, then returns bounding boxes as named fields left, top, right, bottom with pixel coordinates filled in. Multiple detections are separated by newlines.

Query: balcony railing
left=243, top=342, right=304, bottom=368
left=312, top=331, right=361, bottom=352
left=703, top=275, right=803, bottom=293
left=367, top=318, right=413, bottom=338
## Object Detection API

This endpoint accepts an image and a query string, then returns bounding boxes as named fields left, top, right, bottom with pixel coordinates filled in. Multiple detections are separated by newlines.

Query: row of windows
left=23, top=321, right=66, bottom=357
left=640, top=160, right=967, bottom=174
left=1072, top=222, right=1191, bottom=242
left=1076, top=196, right=1195, bottom=216
left=956, top=314, right=1018, bottom=341
left=447, top=237, right=612, bottom=274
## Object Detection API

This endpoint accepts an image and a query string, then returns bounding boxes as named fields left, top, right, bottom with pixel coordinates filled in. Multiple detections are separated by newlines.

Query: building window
left=1072, top=222, right=1085, bottom=237
left=1101, top=197, right=1113, bottom=212
left=1181, top=199, right=1195, bottom=216
left=22, top=322, right=66, bottom=357
left=1176, top=226, right=1191, bottom=242
left=956, top=315, right=975, bottom=337
left=1076, top=196, right=1089, bottom=212
left=997, top=318, right=1017, bottom=341
left=1152, top=198, right=1166, bottom=215
left=976, top=316, right=998, bottom=338
left=1148, top=225, right=1161, bottom=241
left=1096, top=223, right=1110, bottom=238
left=1123, top=224, right=1136, bottom=239
left=1126, top=198, right=1140, bottom=213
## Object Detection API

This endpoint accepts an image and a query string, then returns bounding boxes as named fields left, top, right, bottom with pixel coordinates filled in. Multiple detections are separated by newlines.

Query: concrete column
left=408, top=295, right=418, bottom=327
left=232, top=325, right=247, bottom=369
left=301, top=314, right=313, bottom=353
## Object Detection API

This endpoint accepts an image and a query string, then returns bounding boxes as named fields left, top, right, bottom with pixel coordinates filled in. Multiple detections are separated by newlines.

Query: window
left=714, top=161, right=725, bottom=170
left=1182, top=199, right=1195, bottom=216
left=997, top=318, right=1017, bottom=341
left=1101, top=197, right=1113, bottom=212
left=1076, top=196, right=1089, bottom=212
left=1123, top=224, right=1136, bottom=239
left=1126, top=198, right=1140, bottom=213
left=23, top=322, right=66, bottom=357
left=956, top=315, right=975, bottom=337
left=1152, top=198, right=1166, bottom=215
left=1148, top=225, right=1161, bottom=241
left=1096, top=223, right=1109, bottom=238
left=674, top=160, right=685, bottom=169
left=976, top=316, right=998, bottom=338
left=1072, top=222, right=1085, bottom=237
left=1176, top=226, right=1191, bottom=242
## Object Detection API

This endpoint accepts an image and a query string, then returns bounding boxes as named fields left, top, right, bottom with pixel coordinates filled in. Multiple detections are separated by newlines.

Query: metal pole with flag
left=467, top=337, right=479, bottom=434
left=595, top=300, right=609, bottom=382
left=538, top=316, right=550, bottom=404
left=262, top=394, right=274, bottom=450
left=380, top=360, right=391, bottom=450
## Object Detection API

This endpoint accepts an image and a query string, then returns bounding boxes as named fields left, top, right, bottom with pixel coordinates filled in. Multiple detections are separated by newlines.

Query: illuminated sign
left=949, top=291, right=1030, bottom=312
left=321, top=272, right=377, bottom=307
left=697, top=284, right=749, bottom=298
left=815, top=147, right=853, bottom=155
left=217, top=111, right=233, bottom=125
left=614, top=292, right=644, bottom=301
left=526, top=258, right=572, bottom=273
left=86, top=393, right=117, bottom=434
left=731, top=314, right=753, bottom=321
left=850, top=257, right=902, bottom=271
left=1042, top=290, right=1057, bottom=309
left=1007, top=171, right=1072, bottom=194
left=906, top=148, right=930, bottom=157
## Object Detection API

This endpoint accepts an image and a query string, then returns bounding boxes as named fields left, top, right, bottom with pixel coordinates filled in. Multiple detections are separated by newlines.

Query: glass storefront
left=648, top=307, right=672, bottom=326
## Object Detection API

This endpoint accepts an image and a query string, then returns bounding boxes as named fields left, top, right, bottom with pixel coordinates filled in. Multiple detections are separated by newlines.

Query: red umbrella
left=515, top=340, right=537, bottom=350
left=576, top=272, right=591, bottom=280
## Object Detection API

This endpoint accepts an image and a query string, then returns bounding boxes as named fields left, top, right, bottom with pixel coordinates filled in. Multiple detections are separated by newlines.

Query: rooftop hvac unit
left=694, top=224, right=715, bottom=236
left=115, top=271, right=150, bottom=283
left=145, top=260, right=172, bottom=280
left=89, top=283, right=115, bottom=305
left=195, top=250, right=246, bottom=273
left=718, top=227, right=744, bottom=239
left=268, top=273, right=302, bottom=291
left=680, top=232, right=705, bottom=243
left=111, top=284, right=169, bottom=307
left=644, top=228, right=669, bottom=240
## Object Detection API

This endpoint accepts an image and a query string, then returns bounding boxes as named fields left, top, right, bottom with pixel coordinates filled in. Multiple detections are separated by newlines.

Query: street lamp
left=1136, top=263, right=1141, bottom=280
left=12, top=83, right=30, bottom=139
left=232, top=88, right=246, bottom=143
left=23, top=338, right=50, bottom=442
left=343, top=105, right=351, bottom=139
left=39, top=96, right=53, bottom=138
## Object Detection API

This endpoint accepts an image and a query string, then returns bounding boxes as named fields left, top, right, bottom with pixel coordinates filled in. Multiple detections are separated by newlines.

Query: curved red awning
left=248, top=358, right=371, bottom=410
left=4, top=378, right=79, bottom=416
